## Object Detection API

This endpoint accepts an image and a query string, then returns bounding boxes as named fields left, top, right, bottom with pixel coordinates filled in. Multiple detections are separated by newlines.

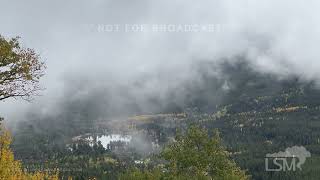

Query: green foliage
left=118, top=168, right=163, bottom=180
left=161, top=126, right=249, bottom=180
left=199, top=86, right=320, bottom=180
left=120, top=126, right=249, bottom=180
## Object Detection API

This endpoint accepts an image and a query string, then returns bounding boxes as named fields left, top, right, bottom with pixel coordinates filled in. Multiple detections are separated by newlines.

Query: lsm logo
left=265, top=146, right=311, bottom=171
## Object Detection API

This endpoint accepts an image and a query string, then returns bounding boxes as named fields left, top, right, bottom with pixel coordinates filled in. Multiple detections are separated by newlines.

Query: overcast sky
left=1, top=0, right=320, bottom=122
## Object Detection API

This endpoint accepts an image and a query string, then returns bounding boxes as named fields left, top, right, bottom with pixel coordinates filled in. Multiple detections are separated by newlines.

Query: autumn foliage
left=0, top=126, right=58, bottom=180
left=0, top=35, right=45, bottom=101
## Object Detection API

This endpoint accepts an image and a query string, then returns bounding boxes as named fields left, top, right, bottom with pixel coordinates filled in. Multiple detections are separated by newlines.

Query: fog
left=1, top=0, right=320, bottom=123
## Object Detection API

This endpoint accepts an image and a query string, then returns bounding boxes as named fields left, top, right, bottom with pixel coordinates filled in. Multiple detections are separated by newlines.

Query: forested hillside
left=7, top=62, right=320, bottom=179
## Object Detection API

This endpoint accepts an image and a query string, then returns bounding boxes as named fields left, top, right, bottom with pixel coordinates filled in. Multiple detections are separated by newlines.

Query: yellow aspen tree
left=0, top=126, right=58, bottom=180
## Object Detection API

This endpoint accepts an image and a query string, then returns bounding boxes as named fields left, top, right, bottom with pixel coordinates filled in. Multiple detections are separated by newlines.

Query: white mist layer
left=1, top=0, right=320, bottom=121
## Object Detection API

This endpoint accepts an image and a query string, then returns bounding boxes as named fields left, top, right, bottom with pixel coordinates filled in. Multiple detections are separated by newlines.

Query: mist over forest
left=1, top=0, right=320, bottom=180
